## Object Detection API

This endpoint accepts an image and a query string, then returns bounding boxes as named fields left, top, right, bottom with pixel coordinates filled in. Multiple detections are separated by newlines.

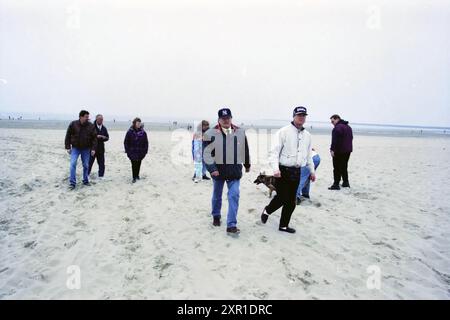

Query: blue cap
left=293, top=106, right=308, bottom=117
left=218, top=108, right=232, bottom=119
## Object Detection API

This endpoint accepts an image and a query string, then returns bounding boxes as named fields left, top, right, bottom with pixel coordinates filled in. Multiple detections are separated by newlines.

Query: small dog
left=254, top=172, right=277, bottom=198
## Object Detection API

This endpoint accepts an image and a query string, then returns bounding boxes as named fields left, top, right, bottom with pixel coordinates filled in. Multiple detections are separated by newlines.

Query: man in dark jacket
left=65, top=110, right=98, bottom=189
left=329, top=114, right=353, bottom=190
left=89, top=114, right=109, bottom=178
left=203, top=108, right=251, bottom=235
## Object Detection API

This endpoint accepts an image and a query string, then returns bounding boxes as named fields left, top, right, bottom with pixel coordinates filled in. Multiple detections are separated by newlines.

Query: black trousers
left=333, top=153, right=351, bottom=185
left=131, top=160, right=142, bottom=179
left=89, top=152, right=105, bottom=177
left=265, top=166, right=301, bottom=228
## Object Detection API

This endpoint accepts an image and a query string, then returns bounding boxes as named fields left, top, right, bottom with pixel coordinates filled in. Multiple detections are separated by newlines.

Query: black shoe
left=279, top=227, right=296, bottom=233
left=226, top=227, right=241, bottom=235
left=83, top=181, right=91, bottom=186
left=132, top=178, right=137, bottom=183
left=328, top=184, right=340, bottom=190
left=202, top=175, right=211, bottom=180
left=213, top=216, right=221, bottom=227
left=302, top=194, right=310, bottom=199
left=296, top=197, right=302, bottom=205
left=69, top=184, right=76, bottom=190
left=261, top=208, right=269, bottom=224
left=342, top=182, right=350, bottom=188
left=137, top=176, right=140, bottom=180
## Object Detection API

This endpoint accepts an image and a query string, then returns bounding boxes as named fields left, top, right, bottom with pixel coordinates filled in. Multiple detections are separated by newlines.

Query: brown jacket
left=65, top=120, right=98, bottom=151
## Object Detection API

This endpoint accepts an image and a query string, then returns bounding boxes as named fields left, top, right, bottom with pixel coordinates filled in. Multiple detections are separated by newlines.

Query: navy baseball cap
left=218, top=108, right=232, bottom=119
left=293, top=106, right=308, bottom=117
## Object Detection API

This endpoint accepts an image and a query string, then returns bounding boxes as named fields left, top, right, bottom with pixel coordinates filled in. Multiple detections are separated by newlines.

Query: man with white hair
left=89, top=114, right=109, bottom=178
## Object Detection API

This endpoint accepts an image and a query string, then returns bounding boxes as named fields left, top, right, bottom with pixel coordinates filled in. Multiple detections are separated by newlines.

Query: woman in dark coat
left=124, top=117, right=149, bottom=183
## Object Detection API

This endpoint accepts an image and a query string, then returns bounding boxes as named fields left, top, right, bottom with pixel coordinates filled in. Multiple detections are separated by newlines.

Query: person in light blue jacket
left=191, top=120, right=210, bottom=182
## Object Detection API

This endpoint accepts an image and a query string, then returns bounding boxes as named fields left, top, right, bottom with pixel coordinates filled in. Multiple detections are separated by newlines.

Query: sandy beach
left=0, top=126, right=449, bottom=299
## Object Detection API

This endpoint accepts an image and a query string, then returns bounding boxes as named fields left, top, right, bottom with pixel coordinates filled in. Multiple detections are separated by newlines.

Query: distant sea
left=0, top=118, right=449, bottom=137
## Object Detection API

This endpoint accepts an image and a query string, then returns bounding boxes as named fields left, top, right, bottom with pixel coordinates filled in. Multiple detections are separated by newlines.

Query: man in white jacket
left=260, top=106, right=316, bottom=233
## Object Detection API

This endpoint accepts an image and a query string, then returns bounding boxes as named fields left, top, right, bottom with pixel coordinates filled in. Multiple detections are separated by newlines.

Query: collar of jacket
left=78, top=120, right=89, bottom=127
left=291, top=121, right=305, bottom=131
left=129, top=126, right=143, bottom=132
left=214, top=123, right=239, bottom=133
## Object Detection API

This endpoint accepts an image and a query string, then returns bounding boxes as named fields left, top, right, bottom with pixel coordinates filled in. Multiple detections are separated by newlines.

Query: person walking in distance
left=328, top=114, right=353, bottom=190
left=192, top=120, right=211, bottom=182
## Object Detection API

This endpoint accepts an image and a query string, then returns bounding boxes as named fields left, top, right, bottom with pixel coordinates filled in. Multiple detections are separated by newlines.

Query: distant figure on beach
left=296, top=148, right=320, bottom=205
left=203, top=108, right=251, bottom=235
left=329, top=114, right=353, bottom=190
left=124, top=117, right=149, bottom=183
left=89, top=114, right=109, bottom=178
left=261, top=106, right=316, bottom=234
left=192, top=120, right=210, bottom=183
left=65, top=110, right=98, bottom=190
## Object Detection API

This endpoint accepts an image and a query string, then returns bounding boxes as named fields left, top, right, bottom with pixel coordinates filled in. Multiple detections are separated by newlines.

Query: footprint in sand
left=64, top=239, right=79, bottom=249
left=353, top=192, right=378, bottom=201
left=138, top=227, right=152, bottom=235
left=0, top=219, right=10, bottom=231
left=73, top=220, right=87, bottom=228
left=24, top=241, right=37, bottom=249
left=153, top=255, right=173, bottom=279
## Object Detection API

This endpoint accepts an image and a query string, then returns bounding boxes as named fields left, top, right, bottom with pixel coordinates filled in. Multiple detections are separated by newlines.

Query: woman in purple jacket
left=329, top=114, right=353, bottom=190
left=124, top=118, right=149, bottom=183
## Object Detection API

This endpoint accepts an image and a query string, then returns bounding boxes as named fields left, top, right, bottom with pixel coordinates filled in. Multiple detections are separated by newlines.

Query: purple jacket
left=330, top=120, right=353, bottom=154
left=124, top=127, right=149, bottom=161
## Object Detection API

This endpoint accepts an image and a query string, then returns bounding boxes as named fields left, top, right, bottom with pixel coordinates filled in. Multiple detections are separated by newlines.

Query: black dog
left=254, top=173, right=277, bottom=198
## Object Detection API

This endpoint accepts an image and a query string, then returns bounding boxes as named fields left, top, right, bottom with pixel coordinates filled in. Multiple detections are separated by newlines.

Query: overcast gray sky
left=0, top=0, right=449, bottom=126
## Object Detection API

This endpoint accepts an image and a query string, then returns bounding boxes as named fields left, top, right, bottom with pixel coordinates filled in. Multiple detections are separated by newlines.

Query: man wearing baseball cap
left=260, top=106, right=316, bottom=233
left=203, top=108, right=251, bottom=235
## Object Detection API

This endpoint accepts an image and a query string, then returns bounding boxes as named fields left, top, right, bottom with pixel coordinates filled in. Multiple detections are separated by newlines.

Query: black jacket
left=124, top=127, right=149, bottom=161
left=203, top=124, right=251, bottom=181
left=330, top=120, right=353, bottom=154
left=93, top=121, right=109, bottom=154
left=65, top=120, right=97, bottom=151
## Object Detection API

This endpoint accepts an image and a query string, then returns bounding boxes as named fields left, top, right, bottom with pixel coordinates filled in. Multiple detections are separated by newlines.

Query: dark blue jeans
left=297, top=154, right=321, bottom=198
left=212, top=179, right=240, bottom=228
left=89, top=152, right=105, bottom=177
left=70, top=147, right=90, bottom=186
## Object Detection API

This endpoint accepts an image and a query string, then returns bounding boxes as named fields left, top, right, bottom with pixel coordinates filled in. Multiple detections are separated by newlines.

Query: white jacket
left=269, top=123, right=315, bottom=174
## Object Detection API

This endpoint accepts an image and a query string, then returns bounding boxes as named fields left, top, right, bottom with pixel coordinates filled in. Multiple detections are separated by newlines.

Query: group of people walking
left=64, top=106, right=353, bottom=235
left=65, top=111, right=148, bottom=189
